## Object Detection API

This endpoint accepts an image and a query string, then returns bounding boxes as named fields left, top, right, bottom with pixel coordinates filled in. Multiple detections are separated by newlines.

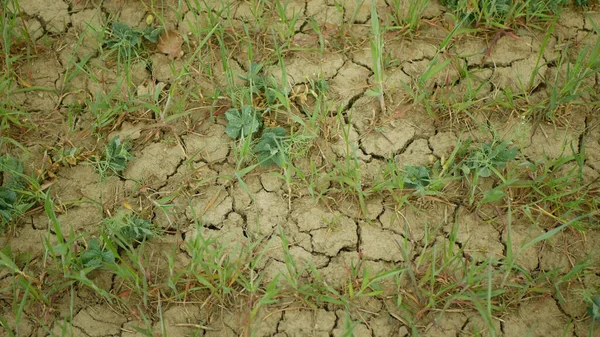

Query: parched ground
left=1, top=0, right=600, bottom=336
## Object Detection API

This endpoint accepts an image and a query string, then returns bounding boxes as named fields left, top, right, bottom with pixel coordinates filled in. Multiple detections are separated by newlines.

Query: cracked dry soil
left=1, top=0, right=600, bottom=336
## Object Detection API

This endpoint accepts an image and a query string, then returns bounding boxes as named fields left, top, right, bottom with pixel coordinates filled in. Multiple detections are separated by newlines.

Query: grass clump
left=440, top=0, right=564, bottom=28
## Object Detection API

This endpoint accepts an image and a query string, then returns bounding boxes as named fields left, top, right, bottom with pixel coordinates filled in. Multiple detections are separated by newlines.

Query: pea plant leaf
left=463, top=140, right=517, bottom=178
left=0, top=187, right=16, bottom=222
left=403, top=165, right=430, bottom=189
left=80, top=238, right=115, bottom=268
left=142, top=27, right=163, bottom=43
left=255, top=127, right=288, bottom=168
left=225, top=105, right=262, bottom=139
left=587, top=295, right=600, bottom=324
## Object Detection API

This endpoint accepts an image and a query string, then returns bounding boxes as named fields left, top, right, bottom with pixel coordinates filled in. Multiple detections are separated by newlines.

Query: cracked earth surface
left=1, top=0, right=600, bottom=336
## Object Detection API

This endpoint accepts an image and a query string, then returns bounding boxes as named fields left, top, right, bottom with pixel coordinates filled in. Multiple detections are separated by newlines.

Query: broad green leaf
left=482, top=189, right=505, bottom=203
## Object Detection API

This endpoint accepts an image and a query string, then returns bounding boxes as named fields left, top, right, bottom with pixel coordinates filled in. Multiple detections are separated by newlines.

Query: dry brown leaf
left=157, top=30, right=183, bottom=59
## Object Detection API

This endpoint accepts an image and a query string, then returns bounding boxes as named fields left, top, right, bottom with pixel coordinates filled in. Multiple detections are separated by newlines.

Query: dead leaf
left=157, top=30, right=183, bottom=59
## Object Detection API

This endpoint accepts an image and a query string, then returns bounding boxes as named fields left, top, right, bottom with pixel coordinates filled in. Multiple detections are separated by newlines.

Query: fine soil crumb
left=501, top=220, right=544, bottom=271
left=56, top=204, right=103, bottom=234
left=185, top=185, right=233, bottom=226
left=429, top=132, right=458, bottom=159
left=72, top=305, right=127, bottom=336
left=182, top=122, right=230, bottom=163
left=453, top=208, right=504, bottom=262
left=359, top=221, right=411, bottom=262
left=124, top=141, right=185, bottom=183
left=277, top=309, right=336, bottom=336
left=503, top=298, right=573, bottom=337
left=358, top=116, right=417, bottom=157
left=421, top=312, right=467, bottom=337
left=311, top=215, right=358, bottom=256
left=246, top=190, right=290, bottom=237
left=18, top=0, right=70, bottom=33
left=260, top=172, right=284, bottom=192
left=395, top=138, right=434, bottom=167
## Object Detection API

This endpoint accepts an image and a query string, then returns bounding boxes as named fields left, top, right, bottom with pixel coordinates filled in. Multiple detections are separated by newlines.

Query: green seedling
left=462, top=141, right=517, bottom=178
left=543, top=25, right=600, bottom=120
left=441, top=0, right=563, bottom=29
left=93, top=136, right=133, bottom=178
left=0, top=187, right=17, bottom=223
left=0, top=156, right=33, bottom=229
left=588, top=294, right=600, bottom=325
left=225, top=105, right=262, bottom=139
left=238, top=61, right=288, bottom=107
left=51, top=147, right=79, bottom=167
left=104, top=213, right=154, bottom=247
left=80, top=238, right=115, bottom=269
left=403, top=165, right=431, bottom=189
left=460, top=140, right=517, bottom=205
left=105, top=22, right=163, bottom=56
left=388, top=0, right=430, bottom=34
left=313, top=78, right=329, bottom=95
left=255, top=127, right=288, bottom=168
left=104, top=213, right=154, bottom=246
left=238, top=62, right=264, bottom=88
left=367, top=0, right=386, bottom=113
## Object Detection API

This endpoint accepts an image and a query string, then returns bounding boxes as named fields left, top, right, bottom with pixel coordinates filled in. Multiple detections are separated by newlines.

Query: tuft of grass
left=542, top=26, right=600, bottom=121
left=387, top=0, right=430, bottom=35
left=440, top=0, right=564, bottom=29
left=367, top=0, right=386, bottom=113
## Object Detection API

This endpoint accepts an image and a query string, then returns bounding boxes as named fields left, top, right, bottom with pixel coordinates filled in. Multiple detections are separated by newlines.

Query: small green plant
left=92, top=136, right=133, bottom=178
left=388, top=0, right=430, bottom=34
left=238, top=62, right=289, bottom=107
left=225, top=105, right=262, bottom=139
left=459, top=139, right=517, bottom=205
left=367, top=0, right=386, bottom=113
left=238, top=62, right=265, bottom=92
left=80, top=238, right=115, bottom=268
left=440, top=0, right=563, bottom=29
left=587, top=295, right=600, bottom=325
left=255, top=127, right=288, bottom=168
left=313, top=78, right=329, bottom=95
left=51, top=147, right=79, bottom=167
left=0, top=156, right=33, bottom=229
left=542, top=27, right=600, bottom=120
left=105, top=22, right=163, bottom=56
left=461, top=140, right=517, bottom=178
left=403, top=165, right=431, bottom=189
left=104, top=212, right=154, bottom=247
left=0, top=187, right=17, bottom=223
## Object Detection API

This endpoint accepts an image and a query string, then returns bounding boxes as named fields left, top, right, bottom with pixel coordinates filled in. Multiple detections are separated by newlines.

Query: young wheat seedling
left=367, top=0, right=386, bottom=113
